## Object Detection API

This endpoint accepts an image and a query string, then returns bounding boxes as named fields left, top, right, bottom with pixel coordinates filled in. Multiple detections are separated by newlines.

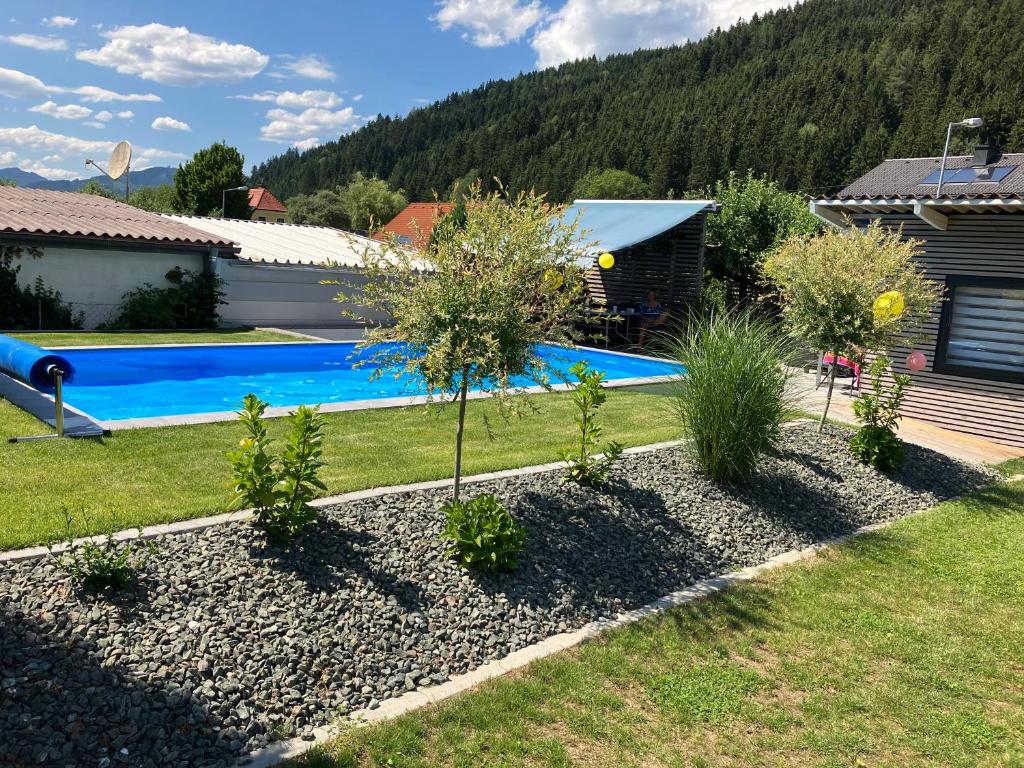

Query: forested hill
left=251, top=0, right=1024, bottom=202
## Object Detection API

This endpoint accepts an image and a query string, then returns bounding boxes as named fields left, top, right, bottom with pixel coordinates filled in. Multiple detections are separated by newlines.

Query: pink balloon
left=906, top=351, right=927, bottom=372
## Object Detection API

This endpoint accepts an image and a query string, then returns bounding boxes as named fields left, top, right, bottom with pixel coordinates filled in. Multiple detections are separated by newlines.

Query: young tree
left=173, top=142, right=249, bottom=218
left=572, top=168, right=649, bottom=200
left=339, top=172, right=407, bottom=231
left=129, top=184, right=177, bottom=213
left=287, top=188, right=349, bottom=228
left=704, top=171, right=820, bottom=302
left=764, top=222, right=943, bottom=431
left=341, top=184, right=589, bottom=502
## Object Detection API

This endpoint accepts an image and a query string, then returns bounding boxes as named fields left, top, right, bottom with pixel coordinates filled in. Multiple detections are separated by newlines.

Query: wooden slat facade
left=585, top=214, right=706, bottom=313
left=874, top=212, right=1024, bottom=448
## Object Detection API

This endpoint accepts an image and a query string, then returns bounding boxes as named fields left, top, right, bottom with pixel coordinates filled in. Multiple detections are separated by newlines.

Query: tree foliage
left=129, top=184, right=177, bottom=214
left=572, top=168, right=649, bottom=200
left=286, top=188, right=349, bottom=228
left=251, top=0, right=1024, bottom=202
left=702, top=172, right=821, bottom=300
left=338, top=172, right=407, bottom=231
left=764, top=222, right=943, bottom=428
left=341, top=183, right=589, bottom=501
left=174, top=142, right=249, bottom=218
left=78, top=180, right=117, bottom=199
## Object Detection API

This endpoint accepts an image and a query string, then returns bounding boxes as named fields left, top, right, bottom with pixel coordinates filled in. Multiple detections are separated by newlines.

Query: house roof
left=379, top=202, right=455, bottom=247
left=164, top=214, right=389, bottom=267
left=0, top=186, right=235, bottom=249
left=563, top=199, right=717, bottom=264
left=248, top=187, right=288, bottom=213
left=833, top=152, right=1024, bottom=201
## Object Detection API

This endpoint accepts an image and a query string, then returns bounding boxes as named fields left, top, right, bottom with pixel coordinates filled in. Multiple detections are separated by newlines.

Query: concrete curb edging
left=0, top=439, right=685, bottom=564
left=237, top=514, right=902, bottom=768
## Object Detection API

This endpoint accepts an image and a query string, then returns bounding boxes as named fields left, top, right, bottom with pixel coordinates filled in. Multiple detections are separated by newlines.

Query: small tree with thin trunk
left=763, top=221, right=942, bottom=431
left=340, top=183, right=589, bottom=502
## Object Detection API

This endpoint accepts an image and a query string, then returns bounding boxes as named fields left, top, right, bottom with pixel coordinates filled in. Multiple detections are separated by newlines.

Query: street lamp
left=222, top=185, right=249, bottom=218
left=936, top=117, right=984, bottom=197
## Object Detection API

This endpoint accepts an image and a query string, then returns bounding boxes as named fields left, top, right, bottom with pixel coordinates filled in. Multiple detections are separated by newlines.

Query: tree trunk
left=818, top=359, right=838, bottom=433
left=453, top=366, right=470, bottom=503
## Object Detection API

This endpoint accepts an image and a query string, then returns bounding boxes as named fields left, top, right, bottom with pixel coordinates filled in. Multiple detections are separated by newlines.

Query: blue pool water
left=54, top=342, right=679, bottom=422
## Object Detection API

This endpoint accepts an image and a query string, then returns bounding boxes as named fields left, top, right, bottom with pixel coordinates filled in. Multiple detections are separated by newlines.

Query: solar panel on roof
left=919, top=166, right=1017, bottom=185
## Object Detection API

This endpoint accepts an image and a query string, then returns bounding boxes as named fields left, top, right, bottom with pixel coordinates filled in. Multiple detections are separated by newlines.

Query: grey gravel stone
left=0, top=426, right=995, bottom=766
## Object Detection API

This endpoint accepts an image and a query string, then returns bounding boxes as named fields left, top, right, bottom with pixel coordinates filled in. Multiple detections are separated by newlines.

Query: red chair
left=817, top=352, right=862, bottom=392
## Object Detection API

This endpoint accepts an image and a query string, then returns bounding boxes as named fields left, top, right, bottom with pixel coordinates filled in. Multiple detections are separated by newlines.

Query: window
left=935, top=276, right=1024, bottom=383
left=276, top=217, right=285, bottom=223
left=257, top=216, right=266, bottom=222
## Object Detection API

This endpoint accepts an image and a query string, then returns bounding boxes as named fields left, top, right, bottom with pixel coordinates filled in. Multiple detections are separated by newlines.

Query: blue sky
left=0, top=0, right=790, bottom=180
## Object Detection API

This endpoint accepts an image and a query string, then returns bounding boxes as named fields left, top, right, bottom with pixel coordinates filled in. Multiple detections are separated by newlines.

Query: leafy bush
left=51, top=508, right=156, bottom=590
left=442, top=493, right=527, bottom=572
left=104, top=268, right=224, bottom=330
left=227, top=394, right=327, bottom=541
left=850, top=355, right=909, bottom=472
left=1, top=246, right=81, bottom=330
left=668, top=310, right=795, bottom=483
left=562, top=361, right=623, bottom=486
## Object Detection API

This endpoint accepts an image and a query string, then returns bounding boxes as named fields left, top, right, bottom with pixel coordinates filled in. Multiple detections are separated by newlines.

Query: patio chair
left=815, top=352, right=862, bottom=393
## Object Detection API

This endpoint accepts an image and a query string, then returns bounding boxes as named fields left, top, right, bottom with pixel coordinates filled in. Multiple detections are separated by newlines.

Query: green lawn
left=7, top=328, right=302, bottom=347
left=296, top=477, right=1024, bottom=768
left=0, top=384, right=679, bottom=550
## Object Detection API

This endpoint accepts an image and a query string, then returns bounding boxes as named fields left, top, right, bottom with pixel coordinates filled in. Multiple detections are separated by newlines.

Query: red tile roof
left=0, top=186, right=236, bottom=249
left=248, top=187, right=288, bottom=213
left=379, top=202, right=455, bottom=247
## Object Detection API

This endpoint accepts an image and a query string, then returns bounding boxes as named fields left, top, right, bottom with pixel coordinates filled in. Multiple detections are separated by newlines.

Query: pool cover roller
left=0, top=334, right=75, bottom=392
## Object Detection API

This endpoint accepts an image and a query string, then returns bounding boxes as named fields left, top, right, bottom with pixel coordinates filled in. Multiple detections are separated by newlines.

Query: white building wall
left=11, top=244, right=205, bottom=329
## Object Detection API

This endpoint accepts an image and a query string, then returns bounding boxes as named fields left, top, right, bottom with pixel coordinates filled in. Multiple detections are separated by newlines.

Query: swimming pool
left=53, top=342, right=680, bottom=425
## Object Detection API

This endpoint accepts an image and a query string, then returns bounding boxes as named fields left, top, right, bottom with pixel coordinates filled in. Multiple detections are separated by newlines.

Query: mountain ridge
left=0, top=166, right=176, bottom=193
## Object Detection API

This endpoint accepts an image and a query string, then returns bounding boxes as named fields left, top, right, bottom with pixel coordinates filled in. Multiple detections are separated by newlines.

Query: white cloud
left=82, top=120, right=104, bottom=128
left=352, top=93, right=363, bottom=102
left=28, top=100, right=93, bottom=120
left=151, top=116, right=191, bottom=132
left=117, top=110, right=134, bottom=119
left=293, top=137, right=320, bottom=151
left=273, top=54, right=336, bottom=81
left=234, top=89, right=342, bottom=109
left=0, top=125, right=185, bottom=169
left=259, top=106, right=361, bottom=146
left=77, top=23, right=269, bottom=86
left=21, top=159, right=79, bottom=179
left=0, top=150, right=16, bottom=165
left=94, top=110, right=113, bottom=121
left=43, top=16, right=78, bottom=28
left=434, top=0, right=546, bottom=47
left=0, top=66, right=161, bottom=103
left=3, top=33, right=68, bottom=51
left=531, top=0, right=792, bottom=68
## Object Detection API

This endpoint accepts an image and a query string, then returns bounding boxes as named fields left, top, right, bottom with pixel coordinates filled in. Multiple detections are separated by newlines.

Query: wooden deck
left=792, top=371, right=1024, bottom=466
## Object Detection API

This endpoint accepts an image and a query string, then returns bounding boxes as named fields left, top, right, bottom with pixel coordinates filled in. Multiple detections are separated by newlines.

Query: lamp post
left=936, top=117, right=984, bottom=197
left=222, top=186, right=249, bottom=219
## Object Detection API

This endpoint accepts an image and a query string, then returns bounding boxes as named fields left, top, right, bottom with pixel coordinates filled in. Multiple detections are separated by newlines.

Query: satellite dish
left=108, top=141, right=132, bottom=180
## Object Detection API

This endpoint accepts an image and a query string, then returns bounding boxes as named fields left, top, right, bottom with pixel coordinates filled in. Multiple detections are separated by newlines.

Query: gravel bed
left=0, top=426, right=997, bottom=767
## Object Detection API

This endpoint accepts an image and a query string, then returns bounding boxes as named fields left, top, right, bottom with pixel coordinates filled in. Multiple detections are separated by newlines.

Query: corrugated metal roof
left=834, top=152, right=1024, bottom=201
left=164, top=215, right=387, bottom=267
left=564, top=199, right=715, bottom=261
left=248, top=187, right=288, bottom=213
left=0, top=186, right=234, bottom=248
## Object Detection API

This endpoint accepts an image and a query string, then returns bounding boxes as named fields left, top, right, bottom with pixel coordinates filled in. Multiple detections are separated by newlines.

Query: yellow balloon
left=543, top=267, right=564, bottom=291
left=598, top=252, right=615, bottom=270
left=873, top=290, right=905, bottom=321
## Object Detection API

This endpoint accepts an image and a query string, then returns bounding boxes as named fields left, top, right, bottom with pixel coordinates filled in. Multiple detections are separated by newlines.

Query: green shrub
left=851, top=355, right=909, bottom=472
left=442, top=493, right=527, bottom=572
left=667, top=310, right=795, bottom=483
left=51, top=507, right=156, bottom=590
left=227, top=394, right=327, bottom=541
left=1, top=246, right=82, bottom=330
left=104, top=268, right=224, bottom=330
left=562, top=361, right=623, bottom=486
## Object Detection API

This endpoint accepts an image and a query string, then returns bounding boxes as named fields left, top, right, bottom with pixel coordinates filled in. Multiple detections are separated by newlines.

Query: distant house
left=248, top=187, right=289, bottom=223
left=810, top=144, right=1024, bottom=448
left=378, top=202, right=455, bottom=248
left=0, top=186, right=235, bottom=329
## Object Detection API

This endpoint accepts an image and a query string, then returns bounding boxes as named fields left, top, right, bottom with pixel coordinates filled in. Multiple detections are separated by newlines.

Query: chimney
left=971, top=144, right=1001, bottom=167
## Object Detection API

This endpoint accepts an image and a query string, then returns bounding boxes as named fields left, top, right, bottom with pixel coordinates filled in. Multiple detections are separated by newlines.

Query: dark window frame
left=934, top=274, right=1024, bottom=385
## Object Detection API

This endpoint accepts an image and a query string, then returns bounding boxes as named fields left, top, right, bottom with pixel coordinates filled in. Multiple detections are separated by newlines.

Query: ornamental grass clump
left=764, top=221, right=942, bottom=430
left=850, top=354, right=910, bottom=472
left=442, top=493, right=527, bottom=572
left=562, top=361, right=623, bottom=486
left=227, top=393, right=327, bottom=542
left=337, top=181, right=589, bottom=504
left=668, top=311, right=795, bottom=483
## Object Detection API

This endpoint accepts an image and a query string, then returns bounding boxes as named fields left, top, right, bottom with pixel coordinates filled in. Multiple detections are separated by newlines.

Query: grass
left=6, top=328, right=302, bottom=347
left=0, top=384, right=678, bottom=550
left=294, top=477, right=1024, bottom=768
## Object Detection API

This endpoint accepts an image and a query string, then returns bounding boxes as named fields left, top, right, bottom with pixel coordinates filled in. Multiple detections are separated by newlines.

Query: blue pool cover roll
left=0, top=334, right=75, bottom=392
